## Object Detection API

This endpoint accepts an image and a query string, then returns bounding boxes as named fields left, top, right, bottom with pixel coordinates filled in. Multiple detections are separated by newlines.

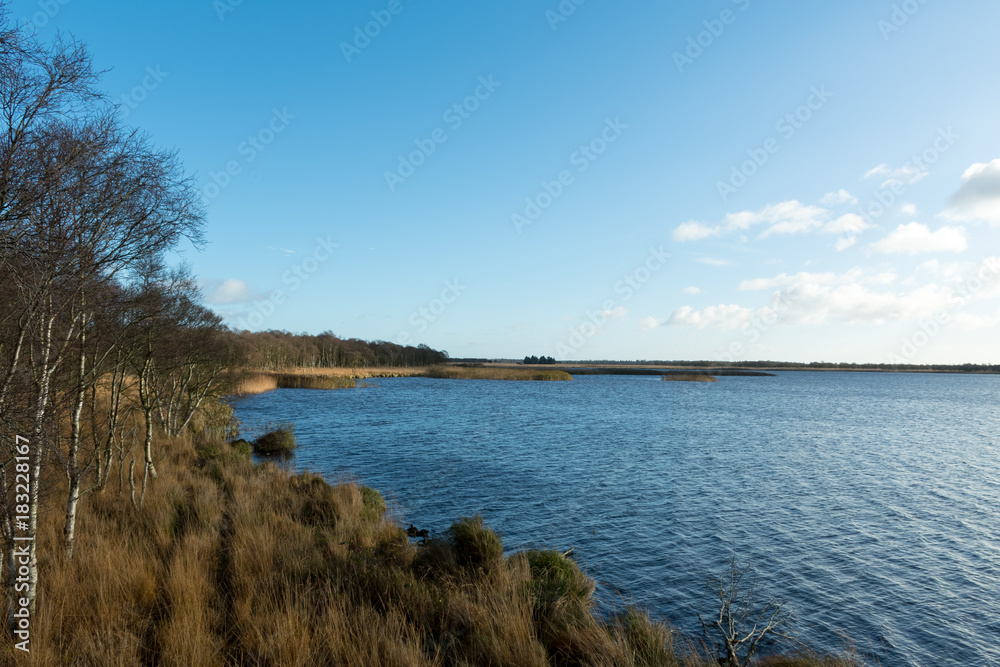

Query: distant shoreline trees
left=523, top=355, right=556, bottom=365
left=230, top=330, right=448, bottom=370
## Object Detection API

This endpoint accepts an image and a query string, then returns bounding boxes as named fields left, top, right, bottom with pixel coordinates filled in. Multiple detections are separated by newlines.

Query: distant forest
left=580, top=360, right=1000, bottom=373
left=231, top=330, right=449, bottom=370
left=523, top=355, right=557, bottom=365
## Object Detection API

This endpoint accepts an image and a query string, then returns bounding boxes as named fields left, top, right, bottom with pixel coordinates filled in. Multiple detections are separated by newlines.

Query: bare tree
left=699, top=555, right=797, bottom=667
left=0, top=11, right=205, bottom=639
left=0, top=6, right=104, bottom=625
left=151, top=298, right=233, bottom=438
left=36, top=116, right=204, bottom=558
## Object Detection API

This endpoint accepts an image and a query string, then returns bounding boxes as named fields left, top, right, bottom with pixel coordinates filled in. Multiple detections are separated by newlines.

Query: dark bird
left=406, top=524, right=429, bottom=539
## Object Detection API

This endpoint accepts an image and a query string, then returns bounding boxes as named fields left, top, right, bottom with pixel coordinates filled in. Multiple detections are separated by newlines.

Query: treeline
left=584, top=360, right=1000, bottom=373
left=230, top=330, right=448, bottom=370
left=523, top=355, right=556, bottom=365
left=0, top=14, right=235, bottom=629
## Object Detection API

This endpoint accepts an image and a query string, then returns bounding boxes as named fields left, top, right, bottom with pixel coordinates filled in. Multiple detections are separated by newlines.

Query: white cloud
left=942, top=158, right=1000, bottom=225
left=672, top=200, right=830, bottom=242
left=204, top=279, right=251, bottom=305
left=665, top=304, right=753, bottom=329
left=672, top=221, right=720, bottom=241
left=822, top=213, right=869, bottom=235
left=788, top=281, right=952, bottom=324
left=729, top=200, right=828, bottom=237
left=869, top=223, right=967, bottom=255
left=835, top=236, right=857, bottom=251
left=865, top=163, right=928, bottom=189
left=820, top=189, right=858, bottom=205
left=602, top=306, right=628, bottom=319
left=670, top=261, right=1000, bottom=333
left=638, top=317, right=660, bottom=330
left=900, top=203, right=918, bottom=216
left=914, top=259, right=968, bottom=283
left=682, top=286, right=702, bottom=295
left=739, top=268, right=893, bottom=292
left=951, top=310, right=1000, bottom=330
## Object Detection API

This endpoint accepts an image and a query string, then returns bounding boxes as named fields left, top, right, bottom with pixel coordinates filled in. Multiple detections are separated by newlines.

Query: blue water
left=232, top=372, right=1000, bottom=667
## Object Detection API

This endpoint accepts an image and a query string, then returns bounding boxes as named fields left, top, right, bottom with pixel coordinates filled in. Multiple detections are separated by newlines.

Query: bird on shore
left=406, top=524, right=429, bottom=539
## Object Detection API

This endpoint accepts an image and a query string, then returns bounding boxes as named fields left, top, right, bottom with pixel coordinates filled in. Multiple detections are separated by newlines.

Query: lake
left=231, top=371, right=1000, bottom=667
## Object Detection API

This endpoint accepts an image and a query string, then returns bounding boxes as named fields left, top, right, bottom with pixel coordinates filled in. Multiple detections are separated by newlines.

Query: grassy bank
left=235, top=365, right=581, bottom=395
left=662, top=374, right=718, bottom=383
left=425, top=366, right=573, bottom=382
left=234, top=366, right=426, bottom=395
left=5, top=429, right=860, bottom=666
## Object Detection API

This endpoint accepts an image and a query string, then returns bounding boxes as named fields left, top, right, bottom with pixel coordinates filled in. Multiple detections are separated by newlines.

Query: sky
left=15, top=0, right=1000, bottom=363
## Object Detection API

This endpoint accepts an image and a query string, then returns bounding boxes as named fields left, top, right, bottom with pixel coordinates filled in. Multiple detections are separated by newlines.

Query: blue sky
left=18, top=0, right=1000, bottom=362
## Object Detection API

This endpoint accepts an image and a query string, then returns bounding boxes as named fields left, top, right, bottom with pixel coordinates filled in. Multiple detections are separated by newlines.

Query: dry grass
left=233, top=367, right=426, bottom=396
left=233, top=373, right=280, bottom=395
left=425, top=366, right=573, bottom=382
left=661, top=374, right=718, bottom=383
left=4, top=423, right=864, bottom=666
left=233, top=365, right=576, bottom=396
left=280, top=366, right=427, bottom=378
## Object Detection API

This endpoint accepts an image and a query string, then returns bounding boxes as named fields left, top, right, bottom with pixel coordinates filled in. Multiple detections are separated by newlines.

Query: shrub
left=525, top=550, right=594, bottom=606
left=293, top=474, right=341, bottom=526
left=229, top=439, right=253, bottom=458
left=252, top=424, right=296, bottom=456
left=447, top=516, right=504, bottom=575
left=360, top=486, right=386, bottom=521
left=609, top=609, right=677, bottom=667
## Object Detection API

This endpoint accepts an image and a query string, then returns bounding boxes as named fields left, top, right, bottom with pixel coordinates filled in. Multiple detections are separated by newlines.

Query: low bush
left=360, top=486, right=387, bottom=521
left=448, top=515, right=505, bottom=576
left=251, top=423, right=296, bottom=456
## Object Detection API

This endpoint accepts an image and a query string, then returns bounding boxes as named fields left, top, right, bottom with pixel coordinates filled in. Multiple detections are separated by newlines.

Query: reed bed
left=233, top=367, right=422, bottom=396
left=233, top=373, right=280, bottom=396
left=661, top=374, right=718, bottom=383
left=278, top=366, right=427, bottom=378
left=424, top=366, right=573, bottom=382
